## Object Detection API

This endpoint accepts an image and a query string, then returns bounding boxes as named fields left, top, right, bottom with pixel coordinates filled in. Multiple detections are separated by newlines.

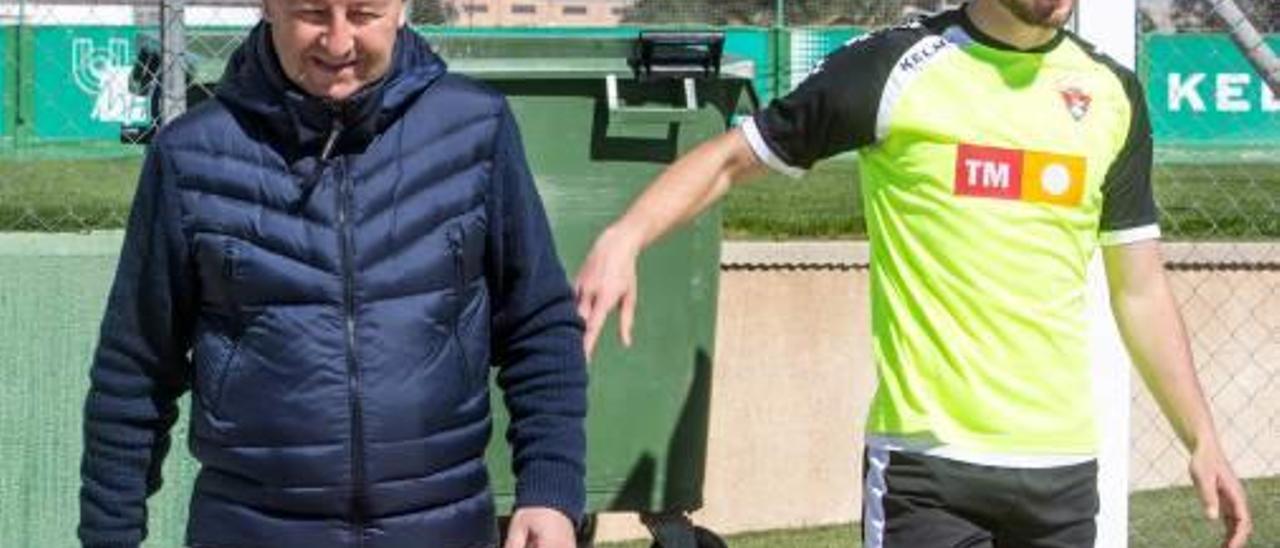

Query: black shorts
left=862, top=448, right=1099, bottom=548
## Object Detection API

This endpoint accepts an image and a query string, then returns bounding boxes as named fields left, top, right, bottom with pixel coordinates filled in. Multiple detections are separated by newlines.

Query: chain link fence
left=0, top=0, right=1276, bottom=543
left=426, top=0, right=935, bottom=27
left=1129, top=0, right=1280, bottom=544
left=0, top=0, right=253, bottom=231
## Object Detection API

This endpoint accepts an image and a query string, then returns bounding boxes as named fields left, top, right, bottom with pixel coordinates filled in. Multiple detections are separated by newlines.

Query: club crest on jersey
left=1059, top=86, right=1092, bottom=121
left=954, top=144, right=1087, bottom=207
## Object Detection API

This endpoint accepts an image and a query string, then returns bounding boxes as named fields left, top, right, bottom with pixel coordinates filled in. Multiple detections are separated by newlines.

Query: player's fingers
left=575, top=286, right=593, bottom=325
left=583, top=291, right=616, bottom=360
left=1222, top=482, right=1252, bottom=548
left=573, top=254, right=601, bottom=318
left=1192, top=465, right=1220, bottom=521
left=502, top=517, right=528, bottom=548
left=582, top=306, right=603, bottom=361
left=619, top=284, right=636, bottom=348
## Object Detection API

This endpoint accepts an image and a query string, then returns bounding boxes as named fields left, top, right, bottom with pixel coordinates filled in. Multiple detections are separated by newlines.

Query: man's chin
left=1003, top=0, right=1074, bottom=30
left=306, top=81, right=361, bottom=103
left=1041, top=10, right=1072, bottom=28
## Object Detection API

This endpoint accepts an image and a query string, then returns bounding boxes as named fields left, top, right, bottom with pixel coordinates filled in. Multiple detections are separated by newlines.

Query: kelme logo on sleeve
left=954, top=144, right=1086, bottom=207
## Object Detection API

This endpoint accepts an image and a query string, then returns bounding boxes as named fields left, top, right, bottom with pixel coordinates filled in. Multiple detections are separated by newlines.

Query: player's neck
left=965, top=0, right=1061, bottom=51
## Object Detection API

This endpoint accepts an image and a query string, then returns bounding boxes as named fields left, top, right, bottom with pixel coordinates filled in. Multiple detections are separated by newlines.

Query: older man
left=78, top=1, right=586, bottom=547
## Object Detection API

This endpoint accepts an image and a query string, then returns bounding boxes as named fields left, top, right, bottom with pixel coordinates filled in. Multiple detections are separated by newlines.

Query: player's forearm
left=607, top=128, right=763, bottom=252
left=1110, top=270, right=1219, bottom=452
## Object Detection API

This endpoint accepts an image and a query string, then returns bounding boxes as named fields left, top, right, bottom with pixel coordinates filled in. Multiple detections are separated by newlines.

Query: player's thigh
left=863, top=448, right=995, bottom=548
left=997, top=461, right=1099, bottom=548
left=879, top=501, right=995, bottom=548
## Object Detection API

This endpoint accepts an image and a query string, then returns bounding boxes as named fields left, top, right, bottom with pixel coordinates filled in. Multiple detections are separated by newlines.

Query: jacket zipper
left=448, top=229, right=475, bottom=385
left=334, top=149, right=368, bottom=545
left=293, top=121, right=345, bottom=212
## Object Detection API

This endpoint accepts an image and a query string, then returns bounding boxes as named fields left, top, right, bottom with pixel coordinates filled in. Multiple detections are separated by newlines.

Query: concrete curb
left=0, top=230, right=125, bottom=256
left=721, top=240, right=1280, bottom=270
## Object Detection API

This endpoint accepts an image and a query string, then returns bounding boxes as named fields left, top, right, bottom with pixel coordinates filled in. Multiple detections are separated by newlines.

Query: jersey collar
left=953, top=4, right=1067, bottom=54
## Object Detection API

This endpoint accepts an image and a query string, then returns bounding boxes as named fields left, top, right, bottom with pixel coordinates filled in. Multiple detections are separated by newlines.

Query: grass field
left=597, top=476, right=1279, bottom=547
left=0, top=154, right=144, bottom=232
left=1, top=153, right=1278, bottom=238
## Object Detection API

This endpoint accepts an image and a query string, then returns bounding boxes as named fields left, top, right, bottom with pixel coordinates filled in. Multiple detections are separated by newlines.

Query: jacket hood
left=215, top=21, right=447, bottom=157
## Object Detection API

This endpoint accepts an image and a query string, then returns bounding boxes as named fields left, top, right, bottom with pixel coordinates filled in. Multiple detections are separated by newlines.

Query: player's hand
left=503, top=507, right=576, bottom=548
left=1189, top=441, right=1251, bottom=548
left=574, top=225, right=641, bottom=360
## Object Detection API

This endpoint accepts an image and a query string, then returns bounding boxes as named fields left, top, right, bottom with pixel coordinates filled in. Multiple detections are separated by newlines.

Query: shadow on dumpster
left=611, top=348, right=713, bottom=509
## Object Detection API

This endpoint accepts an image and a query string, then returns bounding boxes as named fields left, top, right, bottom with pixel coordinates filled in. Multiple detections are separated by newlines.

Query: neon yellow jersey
left=743, top=8, right=1159, bottom=455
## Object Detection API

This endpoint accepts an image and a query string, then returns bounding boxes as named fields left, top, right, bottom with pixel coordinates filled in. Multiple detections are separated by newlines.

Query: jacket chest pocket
left=446, top=219, right=490, bottom=392
left=193, top=232, right=252, bottom=314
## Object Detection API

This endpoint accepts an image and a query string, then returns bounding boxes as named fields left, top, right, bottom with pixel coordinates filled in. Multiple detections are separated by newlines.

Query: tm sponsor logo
left=954, top=144, right=1086, bottom=207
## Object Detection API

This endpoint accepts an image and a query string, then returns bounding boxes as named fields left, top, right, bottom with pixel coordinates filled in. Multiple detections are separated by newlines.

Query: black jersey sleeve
left=744, top=26, right=928, bottom=177
left=1098, top=69, right=1161, bottom=244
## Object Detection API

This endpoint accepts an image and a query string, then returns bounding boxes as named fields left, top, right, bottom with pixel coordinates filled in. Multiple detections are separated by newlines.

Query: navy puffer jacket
left=79, top=22, right=587, bottom=548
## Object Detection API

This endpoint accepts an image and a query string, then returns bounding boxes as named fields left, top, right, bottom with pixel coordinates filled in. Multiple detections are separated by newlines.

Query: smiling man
left=77, top=1, right=587, bottom=547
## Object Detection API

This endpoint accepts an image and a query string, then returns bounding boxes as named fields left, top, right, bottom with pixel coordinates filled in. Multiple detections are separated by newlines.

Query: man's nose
left=319, top=15, right=355, bottom=58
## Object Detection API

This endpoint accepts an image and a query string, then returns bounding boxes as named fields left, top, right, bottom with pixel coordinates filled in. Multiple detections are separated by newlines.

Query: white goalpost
left=1073, top=2, right=1138, bottom=547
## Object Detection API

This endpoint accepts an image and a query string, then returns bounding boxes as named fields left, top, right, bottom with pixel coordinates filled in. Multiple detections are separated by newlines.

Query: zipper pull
left=448, top=229, right=463, bottom=271
left=319, top=118, right=344, bottom=162
left=448, top=228, right=466, bottom=296
left=293, top=119, right=345, bottom=213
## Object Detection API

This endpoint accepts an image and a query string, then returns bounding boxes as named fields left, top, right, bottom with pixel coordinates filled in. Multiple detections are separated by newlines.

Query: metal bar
left=160, top=0, right=187, bottom=125
left=605, top=74, right=620, bottom=111
left=1208, top=0, right=1280, bottom=95
left=14, top=6, right=33, bottom=148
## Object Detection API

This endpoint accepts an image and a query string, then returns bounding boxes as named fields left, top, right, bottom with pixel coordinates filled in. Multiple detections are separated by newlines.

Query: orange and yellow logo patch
left=954, top=144, right=1086, bottom=207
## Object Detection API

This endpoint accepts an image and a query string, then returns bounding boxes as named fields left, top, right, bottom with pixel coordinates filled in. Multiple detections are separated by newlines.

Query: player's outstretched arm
left=1103, top=241, right=1252, bottom=548
left=574, top=127, right=766, bottom=359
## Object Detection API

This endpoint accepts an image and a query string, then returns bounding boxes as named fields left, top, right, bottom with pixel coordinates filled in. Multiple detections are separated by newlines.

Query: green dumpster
left=434, top=33, right=756, bottom=546
left=0, top=31, right=755, bottom=548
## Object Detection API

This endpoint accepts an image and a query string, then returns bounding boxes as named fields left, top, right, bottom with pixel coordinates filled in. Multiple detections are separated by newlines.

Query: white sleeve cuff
left=740, top=116, right=807, bottom=179
left=1099, top=224, right=1161, bottom=246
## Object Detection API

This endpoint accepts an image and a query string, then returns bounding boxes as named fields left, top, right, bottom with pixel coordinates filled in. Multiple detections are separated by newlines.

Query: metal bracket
left=640, top=512, right=698, bottom=548
left=605, top=74, right=699, bottom=122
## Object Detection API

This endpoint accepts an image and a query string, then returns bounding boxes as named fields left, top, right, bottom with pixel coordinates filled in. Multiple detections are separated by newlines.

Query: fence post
left=771, top=1, right=787, bottom=104
left=2, top=22, right=15, bottom=149
left=2, top=0, right=18, bottom=149
left=160, top=0, right=187, bottom=125
left=14, top=13, right=34, bottom=149
left=1209, top=0, right=1280, bottom=95
left=1075, top=2, right=1137, bottom=547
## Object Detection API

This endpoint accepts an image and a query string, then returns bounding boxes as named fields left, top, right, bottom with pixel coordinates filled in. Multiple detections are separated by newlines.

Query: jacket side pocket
left=448, top=224, right=486, bottom=393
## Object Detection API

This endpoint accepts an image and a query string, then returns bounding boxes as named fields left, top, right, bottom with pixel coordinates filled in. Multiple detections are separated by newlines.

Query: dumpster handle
left=606, top=74, right=698, bottom=114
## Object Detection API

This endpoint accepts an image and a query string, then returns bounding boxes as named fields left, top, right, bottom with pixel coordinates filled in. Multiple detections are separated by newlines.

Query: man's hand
left=573, top=129, right=766, bottom=361
left=574, top=225, right=642, bottom=359
left=503, top=507, right=576, bottom=548
left=1189, top=441, right=1252, bottom=548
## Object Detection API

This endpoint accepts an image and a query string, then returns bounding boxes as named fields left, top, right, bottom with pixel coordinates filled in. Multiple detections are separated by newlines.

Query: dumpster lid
left=431, top=35, right=755, bottom=81
left=449, top=57, right=755, bottom=81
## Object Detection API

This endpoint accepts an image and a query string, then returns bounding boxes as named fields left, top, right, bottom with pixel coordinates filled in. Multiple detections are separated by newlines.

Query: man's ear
left=398, top=2, right=408, bottom=27
left=260, top=0, right=273, bottom=23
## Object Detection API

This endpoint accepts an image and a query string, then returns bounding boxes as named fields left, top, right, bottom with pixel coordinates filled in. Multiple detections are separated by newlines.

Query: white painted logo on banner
left=72, top=38, right=150, bottom=124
